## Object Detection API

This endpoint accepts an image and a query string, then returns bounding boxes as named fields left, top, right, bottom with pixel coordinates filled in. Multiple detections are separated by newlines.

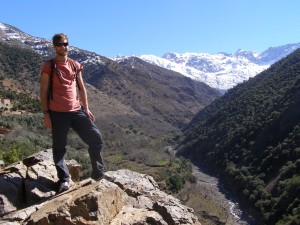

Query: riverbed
left=192, top=165, right=253, bottom=225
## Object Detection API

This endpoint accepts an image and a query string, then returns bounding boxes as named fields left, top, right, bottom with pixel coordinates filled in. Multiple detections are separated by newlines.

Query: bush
left=1, top=143, right=21, bottom=164
left=168, top=173, right=185, bottom=192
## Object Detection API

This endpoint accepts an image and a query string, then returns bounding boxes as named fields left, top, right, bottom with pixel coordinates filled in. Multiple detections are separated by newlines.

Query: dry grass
left=176, top=183, right=229, bottom=225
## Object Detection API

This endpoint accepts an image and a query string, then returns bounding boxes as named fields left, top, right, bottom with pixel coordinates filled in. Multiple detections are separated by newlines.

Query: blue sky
left=1, top=0, right=300, bottom=58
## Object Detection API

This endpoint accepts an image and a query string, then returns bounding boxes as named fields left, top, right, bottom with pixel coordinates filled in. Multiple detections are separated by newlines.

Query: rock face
left=0, top=149, right=81, bottom=217
left=0, top=150, right=201, bottom=225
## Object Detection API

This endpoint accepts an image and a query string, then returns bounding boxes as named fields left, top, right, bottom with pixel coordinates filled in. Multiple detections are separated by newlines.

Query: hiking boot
left=58, top=180, right=70, bottom=193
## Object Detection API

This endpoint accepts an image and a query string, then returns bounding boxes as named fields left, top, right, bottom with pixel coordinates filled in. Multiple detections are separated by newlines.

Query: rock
left=26, top=181, right=127, bottom=225
left=24, top=155, right=58, bottom=205
left=0, top=160, right=4, bottom=170
left=66, top=159, right=82, bottom=182
left=0, top=149, right=81, bottom=217
left=0, top=162, right=27, bottom=215
left=111, top=206, right=168, bottom=225
left=109, top=170, right=200, bottom=225
left=24, top=170, right=200, bottom=225
left=0, top=150, right=201, bottom=225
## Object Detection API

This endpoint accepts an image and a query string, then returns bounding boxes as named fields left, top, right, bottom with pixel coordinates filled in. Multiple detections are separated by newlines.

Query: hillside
left=0, top=42, right=42, bottom=83
left=111, top=56, right=219, bottom=127
left=177, top=49, right=300, bottom=224
left=73, top=54, right=220, bottom=128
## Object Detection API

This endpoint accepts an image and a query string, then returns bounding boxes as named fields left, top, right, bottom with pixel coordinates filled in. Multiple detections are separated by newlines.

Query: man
left=40, top=33, right=114, bottom=193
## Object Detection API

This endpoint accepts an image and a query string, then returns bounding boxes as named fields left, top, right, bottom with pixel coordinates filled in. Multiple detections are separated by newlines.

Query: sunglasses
left=55, top=42, right=69, bottom=47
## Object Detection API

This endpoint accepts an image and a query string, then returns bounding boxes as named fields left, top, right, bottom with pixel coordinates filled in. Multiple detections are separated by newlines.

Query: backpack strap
left=47, top=59, right=55, bottom=100
left=69, top=58, right=81, bottom=91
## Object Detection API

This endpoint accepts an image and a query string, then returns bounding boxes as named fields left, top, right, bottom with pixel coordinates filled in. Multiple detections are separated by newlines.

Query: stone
left=0, top=160, right=4, bottom=170
left=0, top=149, right=82, bottom=216
left=111, top=206, right=168, bottom=225
left=0, top=150, right=201, bottom=225
left=0, top=164, right=26, bottom=215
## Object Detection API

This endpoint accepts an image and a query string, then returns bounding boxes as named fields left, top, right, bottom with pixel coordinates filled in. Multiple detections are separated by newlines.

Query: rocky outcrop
left=0, top=150, right=201, bottom=225
left=0, top=149, right=81, bottom=217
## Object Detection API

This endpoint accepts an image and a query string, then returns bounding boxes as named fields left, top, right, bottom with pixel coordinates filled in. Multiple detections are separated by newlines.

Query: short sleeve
left=41, top=60, right=52, bottom=76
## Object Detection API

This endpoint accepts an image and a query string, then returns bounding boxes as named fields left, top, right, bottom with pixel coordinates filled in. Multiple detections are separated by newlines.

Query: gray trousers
left=50, top=108, right=104, bottom=182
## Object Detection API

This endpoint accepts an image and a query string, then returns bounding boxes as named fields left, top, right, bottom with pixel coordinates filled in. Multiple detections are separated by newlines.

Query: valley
left=1, top=22, right=300, bottom=225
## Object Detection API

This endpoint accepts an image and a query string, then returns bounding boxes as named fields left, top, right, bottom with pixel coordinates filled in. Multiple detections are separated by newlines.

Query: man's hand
left=43, top=114, right=52, bottom=128
left=85, top=109, right=95, bottom=122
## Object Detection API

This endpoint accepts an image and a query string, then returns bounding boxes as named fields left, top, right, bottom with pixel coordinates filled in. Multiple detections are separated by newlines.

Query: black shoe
left=58, top=181, right=70, bottom=193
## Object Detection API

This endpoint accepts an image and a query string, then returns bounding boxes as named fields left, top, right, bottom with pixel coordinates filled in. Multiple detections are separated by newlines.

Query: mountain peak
left=127, top=43, right=300, bottom=90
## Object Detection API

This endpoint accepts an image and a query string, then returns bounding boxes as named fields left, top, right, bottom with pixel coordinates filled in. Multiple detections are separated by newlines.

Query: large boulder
left=0, top=149, right=81, bottom=216
left=0, top=150, right=201, bottom=225
left=0, top=162, right=27, bottom=215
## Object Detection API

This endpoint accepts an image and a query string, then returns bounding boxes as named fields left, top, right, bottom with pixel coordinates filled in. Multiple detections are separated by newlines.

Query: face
left=54, top=39, right=69, bottom=56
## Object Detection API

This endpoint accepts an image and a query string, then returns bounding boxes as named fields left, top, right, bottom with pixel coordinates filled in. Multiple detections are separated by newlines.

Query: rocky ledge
left=0, top=149, right=201, bottom=225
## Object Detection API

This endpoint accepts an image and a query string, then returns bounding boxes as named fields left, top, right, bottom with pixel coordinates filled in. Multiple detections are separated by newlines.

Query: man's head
left=52, top=33, right=68, bottom=46
left=52, top=33, right=69, bottom=57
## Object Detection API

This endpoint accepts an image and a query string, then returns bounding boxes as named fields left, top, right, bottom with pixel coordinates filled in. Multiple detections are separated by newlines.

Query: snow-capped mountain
left=145, top=53, right=269, bottom=91
left=115, top=44, right=300, bottom=91
left=0, top=22, right=105, bottom=66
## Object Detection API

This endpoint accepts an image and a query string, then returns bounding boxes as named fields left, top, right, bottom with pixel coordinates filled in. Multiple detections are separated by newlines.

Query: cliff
left=0, top=149, right=200, bottom=225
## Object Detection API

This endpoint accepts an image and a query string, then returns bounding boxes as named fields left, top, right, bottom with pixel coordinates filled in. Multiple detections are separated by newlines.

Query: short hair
left=52, top=33, right=68, bottom=44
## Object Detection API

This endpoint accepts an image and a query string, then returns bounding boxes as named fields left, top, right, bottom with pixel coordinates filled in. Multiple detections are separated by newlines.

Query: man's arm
left=40, top=72, right=52, bottom=128
left=77, top=72, right=95, bottom=121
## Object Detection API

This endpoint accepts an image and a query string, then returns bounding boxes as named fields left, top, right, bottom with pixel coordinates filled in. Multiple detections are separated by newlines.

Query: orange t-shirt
left=41, top=58, right=83, bottom=112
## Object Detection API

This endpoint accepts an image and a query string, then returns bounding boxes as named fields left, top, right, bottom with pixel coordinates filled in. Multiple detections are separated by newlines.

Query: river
left=192, top=165, right=254, bottom=225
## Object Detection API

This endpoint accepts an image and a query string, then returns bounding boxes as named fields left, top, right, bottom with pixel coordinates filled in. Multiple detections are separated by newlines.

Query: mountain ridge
left=114, top=43, right=300, bottom=91
left=2, top=21, right=300, bottom=92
